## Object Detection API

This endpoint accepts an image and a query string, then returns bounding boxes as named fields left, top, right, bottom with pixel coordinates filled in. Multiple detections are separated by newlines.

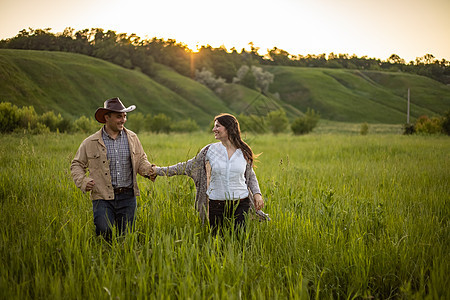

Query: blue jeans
left=92, top=190, right=136, bottom=241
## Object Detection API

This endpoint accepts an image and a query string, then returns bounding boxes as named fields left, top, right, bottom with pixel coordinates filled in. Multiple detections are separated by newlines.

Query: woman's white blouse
left=206, top=142, right=249, bottom=200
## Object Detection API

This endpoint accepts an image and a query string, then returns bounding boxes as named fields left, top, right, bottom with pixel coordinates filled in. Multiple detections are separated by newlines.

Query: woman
left=153, top=113, right=266, bottom=232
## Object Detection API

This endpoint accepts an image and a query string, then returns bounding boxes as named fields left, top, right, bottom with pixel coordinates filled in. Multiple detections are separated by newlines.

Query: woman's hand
left=253, top=193, right=264, bottom=210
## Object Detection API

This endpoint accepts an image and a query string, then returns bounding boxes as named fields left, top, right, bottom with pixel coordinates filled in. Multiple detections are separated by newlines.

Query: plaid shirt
left=102, top=127, right=133, bottom=188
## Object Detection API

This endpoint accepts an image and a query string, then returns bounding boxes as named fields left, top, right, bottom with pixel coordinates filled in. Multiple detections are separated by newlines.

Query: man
left=71, top=97, right=155, bottom=241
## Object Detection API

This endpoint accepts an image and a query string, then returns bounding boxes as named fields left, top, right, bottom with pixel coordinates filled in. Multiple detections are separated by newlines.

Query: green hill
left=1, top=49, right=449, bottom=126
left=266, top=65, right=450, bottom=123
left=0, top=49, right=217, bottom=126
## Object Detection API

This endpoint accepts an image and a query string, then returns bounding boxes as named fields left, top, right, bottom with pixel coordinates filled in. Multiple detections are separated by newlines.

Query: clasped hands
left=146, top=165, right=158, bottom=182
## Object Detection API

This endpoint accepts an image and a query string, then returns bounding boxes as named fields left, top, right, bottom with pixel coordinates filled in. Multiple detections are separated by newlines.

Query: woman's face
left=212, top=120, right=228, bottom=142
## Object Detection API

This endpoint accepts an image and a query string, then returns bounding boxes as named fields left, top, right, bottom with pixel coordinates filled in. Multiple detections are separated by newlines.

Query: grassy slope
left=151, top=63, right=231, bottom=117
left=1, top=49, right=449, bottom=125
left=0, top=49, right=213, bottom=125
left=266, top=66, right=450, bottom=123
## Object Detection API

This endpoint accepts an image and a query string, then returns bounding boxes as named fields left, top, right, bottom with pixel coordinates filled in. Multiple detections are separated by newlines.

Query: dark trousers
left=92, top=189, right=136, bottom=241
left=208, top=198, right=250, bottom=234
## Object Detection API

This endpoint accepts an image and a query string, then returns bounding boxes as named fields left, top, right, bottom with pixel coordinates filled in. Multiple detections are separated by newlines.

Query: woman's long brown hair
left=214, top=113, right=254, bottom=164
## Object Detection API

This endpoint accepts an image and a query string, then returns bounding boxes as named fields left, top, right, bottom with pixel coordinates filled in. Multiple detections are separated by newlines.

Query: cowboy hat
left=95, top=97, right=136, bottom=123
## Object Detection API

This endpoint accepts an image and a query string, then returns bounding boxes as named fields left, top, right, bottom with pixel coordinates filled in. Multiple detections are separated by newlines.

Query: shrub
left=29, top=122, right=50, bottom=135
left=170, top=119, right=199, bottom=133
left=0, top=102, right=20, bottom=133
left=39, top=111, right=63, bottom=132
left=441, top=110, right=450, bottom=135
left=238, top=114, right=267, bottom=134
left=291, top=108, right=320, bottom=135
left=148, top=113, right=172, bottom=134
left=0, top=102, right=73, bottom=133
left=125, top=112, right=145, bottom=133
left=360, top=122, right=369, bottom=135
left=73, top=116, right=101, bottom=133
left=17, top=106, right=39, bottom=129
left=266, top=109, right=289, bottom=134
left=57, top=118, right=74, bottom=133
left=403, top=123, right=415, bottom=135
left=415, top=115, right=442, bottom=134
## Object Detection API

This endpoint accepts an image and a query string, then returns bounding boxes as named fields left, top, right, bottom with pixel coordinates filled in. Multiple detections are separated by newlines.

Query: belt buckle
left=114, top=187, right=130, bottom=194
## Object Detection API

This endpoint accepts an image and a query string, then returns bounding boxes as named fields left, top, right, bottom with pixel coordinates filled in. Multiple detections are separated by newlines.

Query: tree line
left=1, top=28, right=449, bottom=84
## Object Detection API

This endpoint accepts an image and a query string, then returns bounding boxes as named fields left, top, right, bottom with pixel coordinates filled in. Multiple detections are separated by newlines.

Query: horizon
left=1, top=0, right=449, bottom=63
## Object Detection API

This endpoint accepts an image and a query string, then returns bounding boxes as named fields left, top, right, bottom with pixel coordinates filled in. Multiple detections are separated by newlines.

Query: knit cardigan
left=155, top=144, right=262, bottom=223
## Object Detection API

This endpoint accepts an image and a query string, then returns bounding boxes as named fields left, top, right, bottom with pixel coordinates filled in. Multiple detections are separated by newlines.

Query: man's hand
left=86, top=179, right=95, bottom=191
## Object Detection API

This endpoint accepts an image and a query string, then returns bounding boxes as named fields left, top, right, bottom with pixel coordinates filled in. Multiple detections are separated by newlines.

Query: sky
left=1, top=0, right=449, bottom=62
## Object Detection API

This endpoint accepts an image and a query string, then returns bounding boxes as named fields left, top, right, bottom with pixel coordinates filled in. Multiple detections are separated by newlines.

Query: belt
left=113, top=187, right=133, bottom=194
left=210, top=197, right=249, bottom=205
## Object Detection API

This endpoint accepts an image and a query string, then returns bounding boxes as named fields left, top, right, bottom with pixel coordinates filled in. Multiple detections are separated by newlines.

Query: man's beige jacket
left=71, top=127, right=152, bottom=200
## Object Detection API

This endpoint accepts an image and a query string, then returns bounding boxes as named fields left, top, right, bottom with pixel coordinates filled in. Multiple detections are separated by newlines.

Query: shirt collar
left=102, top=126, right=124, bottom=140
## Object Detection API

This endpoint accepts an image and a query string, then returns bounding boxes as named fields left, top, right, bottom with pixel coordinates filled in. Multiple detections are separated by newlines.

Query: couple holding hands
left=71, top=98, right=267, bottom=241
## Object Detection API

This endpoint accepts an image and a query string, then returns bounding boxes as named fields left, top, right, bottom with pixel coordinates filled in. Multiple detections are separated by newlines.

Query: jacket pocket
left=87, top=153, right=101, bottom=172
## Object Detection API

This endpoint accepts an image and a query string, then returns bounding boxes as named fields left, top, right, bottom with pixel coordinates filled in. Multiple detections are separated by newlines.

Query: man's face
left=105, top=112, right=127, bottom=132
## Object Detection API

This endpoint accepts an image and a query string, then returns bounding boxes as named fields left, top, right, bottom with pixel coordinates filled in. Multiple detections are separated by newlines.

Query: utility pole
left=407, top=88, right=410, bottom=124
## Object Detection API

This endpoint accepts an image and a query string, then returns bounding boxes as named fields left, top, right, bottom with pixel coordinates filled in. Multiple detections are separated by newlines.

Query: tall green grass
left=0, top=132, right=448, bottom=299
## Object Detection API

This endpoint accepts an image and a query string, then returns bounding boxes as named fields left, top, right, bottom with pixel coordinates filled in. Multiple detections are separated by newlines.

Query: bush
left=266, top=110, right=289, bottom=134
left=238, top=114, right=267, bottom=134
left=415, top=115, right=442, bottom=134
left=39, top=111, right=63, bottom=132
left=29, top=122, right=50, bottom=135
left=291, top=108, right=320, bottom=135
left=170, top=119, right=199, bottom=133
left=148, top=113, right=172, bottom=134
left=441, top=110, right=450, bottom=135
left=73, top=116, right=101, bottom=133
left=1, top=102, right=74, bottom=133
left=57, top=118, right=74, bottom=133
left=360, top=122, right=369, bottom=135
left=403, top=123, right=415, bottom=135
left=125, top=112, right=146, bottom=133
left=17, top=106, right=39, bottom=129
left=0, top=102, right=20, bottom=133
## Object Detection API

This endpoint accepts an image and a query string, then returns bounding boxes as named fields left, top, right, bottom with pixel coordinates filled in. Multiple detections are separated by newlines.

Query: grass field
left=0, top=131, right=449, bottom=299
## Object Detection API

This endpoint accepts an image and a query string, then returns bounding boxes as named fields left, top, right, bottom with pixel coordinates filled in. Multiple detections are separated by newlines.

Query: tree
left=233, top=65, right=274, bottom=93
left=267, top=47, right=291, bottom=65
left=195, top=68, right=226, bottom=93
left=388, top=54, right=405, bottom=65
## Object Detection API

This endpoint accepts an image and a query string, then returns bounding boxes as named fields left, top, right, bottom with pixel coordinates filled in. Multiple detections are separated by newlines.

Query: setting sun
left=1, top=0, right=449, bottom=62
